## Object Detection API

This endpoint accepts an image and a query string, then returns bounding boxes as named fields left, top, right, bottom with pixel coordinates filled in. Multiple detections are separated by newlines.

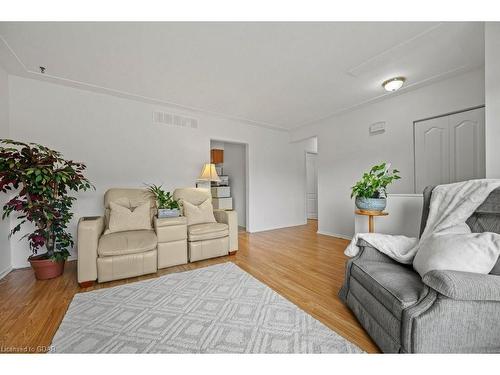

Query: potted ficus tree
left=0, top=140, right=93, bottom=280
left=351, top=162, right=401, bottom=212
left=146, top=184, right=180, bottom=218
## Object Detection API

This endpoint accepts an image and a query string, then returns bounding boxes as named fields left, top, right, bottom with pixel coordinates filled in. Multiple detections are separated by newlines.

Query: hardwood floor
left=0, top=220, right=379, bottom=353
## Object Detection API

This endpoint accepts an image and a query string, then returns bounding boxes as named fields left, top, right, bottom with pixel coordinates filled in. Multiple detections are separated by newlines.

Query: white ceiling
left=0, top=22, right=485, bottom=130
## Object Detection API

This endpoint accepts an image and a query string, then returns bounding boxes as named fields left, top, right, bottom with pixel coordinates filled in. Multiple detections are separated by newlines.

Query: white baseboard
left=317, top=230, right=352, bottom=241
left=247, top=222, right=306, bottom=234
left=0, top=266, right=13, bottom=280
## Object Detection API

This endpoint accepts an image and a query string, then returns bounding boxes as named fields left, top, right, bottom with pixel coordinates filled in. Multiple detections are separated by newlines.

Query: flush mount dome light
left=382, top=77, right=406, bottom=92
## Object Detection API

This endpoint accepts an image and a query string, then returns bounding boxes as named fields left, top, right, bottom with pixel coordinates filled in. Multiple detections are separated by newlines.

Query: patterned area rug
left=52, top=262, right=362, bottom=353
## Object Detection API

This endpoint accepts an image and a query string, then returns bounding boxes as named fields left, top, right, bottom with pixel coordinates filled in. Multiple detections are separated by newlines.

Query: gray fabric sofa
left=339, top=186, right=500, bottom=353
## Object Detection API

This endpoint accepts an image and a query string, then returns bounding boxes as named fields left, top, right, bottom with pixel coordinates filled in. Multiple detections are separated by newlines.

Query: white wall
left=291, top=68, right=485, bottom=238
left=300, top=136, right=318, bottom=154
left=485, top=23, right=500, bottom=178
left=220, top=142, right=247, bottom=227
left=8, top=76, right=305, bottom=267
left=0, top=65, right=11, bottom=277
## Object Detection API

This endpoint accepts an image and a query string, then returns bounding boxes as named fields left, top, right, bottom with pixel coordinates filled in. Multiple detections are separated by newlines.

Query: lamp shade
left=198, top=163, right=221, bottom=182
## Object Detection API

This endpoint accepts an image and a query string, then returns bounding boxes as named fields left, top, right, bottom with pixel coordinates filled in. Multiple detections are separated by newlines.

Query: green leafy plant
left=351, top=162, right=401, bottom=199
left=146, top=184, right=179, bottom=210
left=0, top=139, right=94, bottom=261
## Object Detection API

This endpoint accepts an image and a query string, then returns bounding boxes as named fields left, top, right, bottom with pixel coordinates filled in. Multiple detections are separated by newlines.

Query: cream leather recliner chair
left=173, top=188, right=238, bottom=262
left=77, top=188, right=162, bottom=286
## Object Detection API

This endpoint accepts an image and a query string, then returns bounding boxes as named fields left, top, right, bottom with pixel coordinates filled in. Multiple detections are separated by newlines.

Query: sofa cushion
left=98, top=230, right=157, bottom=257
left=183, top=199, right=216, bottom=226
left=188, top=222, right=229, bottom=241
left=351, top=260, right=424, bottom=319
left=105, top=201, right=152, bottom=234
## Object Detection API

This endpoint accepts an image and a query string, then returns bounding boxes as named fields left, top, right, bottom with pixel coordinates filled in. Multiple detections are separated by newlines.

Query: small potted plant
left=351, top=162, right=400, bottom=212
left=0, top=140, right=93, bottom=280
left=146, top=184, right=180, bottom=218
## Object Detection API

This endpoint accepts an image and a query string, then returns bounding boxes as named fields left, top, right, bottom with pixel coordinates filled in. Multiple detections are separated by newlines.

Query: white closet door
left=415, top=116, right=450, bottom=193
left=414, top=107, right=485, bottom=193
left=448, top=107, right=485, bottom=183
left=306, top=152, right=318, bottom=219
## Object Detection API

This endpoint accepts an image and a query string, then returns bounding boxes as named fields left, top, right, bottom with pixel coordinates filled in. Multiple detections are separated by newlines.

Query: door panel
left=414, top=117, right=450, bottom=193
left=306, top=153, right=318, bottom=219
left=449, top=107, right=485, bottom=183
left=414, top=107, right=485, bottom=193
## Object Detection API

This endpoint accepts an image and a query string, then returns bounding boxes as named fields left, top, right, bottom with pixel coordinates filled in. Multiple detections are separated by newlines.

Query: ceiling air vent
left=153, top=110, right=198, bottom=129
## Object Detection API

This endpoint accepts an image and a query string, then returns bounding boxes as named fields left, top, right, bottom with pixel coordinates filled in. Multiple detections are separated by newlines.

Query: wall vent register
left=369, top=121, right=386, bottom=135
left=153, top=111, right=198, bottom=129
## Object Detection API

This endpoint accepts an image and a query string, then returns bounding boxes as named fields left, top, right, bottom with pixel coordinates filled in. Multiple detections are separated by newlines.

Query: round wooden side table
left=355, top=209, right=388, bottom=233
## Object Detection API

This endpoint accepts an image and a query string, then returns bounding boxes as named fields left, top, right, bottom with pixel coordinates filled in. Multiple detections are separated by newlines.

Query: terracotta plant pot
left=28, top=254, right=65, bottom=280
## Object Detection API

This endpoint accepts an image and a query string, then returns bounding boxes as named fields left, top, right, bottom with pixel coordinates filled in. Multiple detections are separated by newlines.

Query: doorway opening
left=302, top=136, right=318, bottom=222
left=210, top=140, right=248, bottom=232
left=306, top=151, right=318, bottom=220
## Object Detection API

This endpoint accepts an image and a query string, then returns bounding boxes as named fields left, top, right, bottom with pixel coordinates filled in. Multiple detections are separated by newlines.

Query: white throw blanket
left=345, top=179, right=500, bottom=274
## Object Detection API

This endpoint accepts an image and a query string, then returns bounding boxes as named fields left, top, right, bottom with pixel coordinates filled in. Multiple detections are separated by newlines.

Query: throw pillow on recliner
left=105, top=201, right=152, bottom=234
left=183, top=199, right=216, bottom=226
left=413, top=231, right=500, bottom=277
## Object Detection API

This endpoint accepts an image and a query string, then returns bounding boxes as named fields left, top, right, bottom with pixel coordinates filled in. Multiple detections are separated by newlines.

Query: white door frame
left=210, top=138, right=249, bottom=231
left=305, top=151, right=318, bottom=221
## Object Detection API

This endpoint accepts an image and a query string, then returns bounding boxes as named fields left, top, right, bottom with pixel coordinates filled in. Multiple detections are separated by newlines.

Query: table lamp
left=197, top=163, right=220, bottom=189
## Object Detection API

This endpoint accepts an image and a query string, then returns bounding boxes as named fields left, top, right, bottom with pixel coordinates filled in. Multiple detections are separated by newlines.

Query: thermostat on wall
left=369, top=121, right=386, bottom=135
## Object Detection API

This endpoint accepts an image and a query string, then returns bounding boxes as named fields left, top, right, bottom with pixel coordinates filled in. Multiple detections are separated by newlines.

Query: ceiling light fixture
left=382, top=77, right=406, bottom=92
